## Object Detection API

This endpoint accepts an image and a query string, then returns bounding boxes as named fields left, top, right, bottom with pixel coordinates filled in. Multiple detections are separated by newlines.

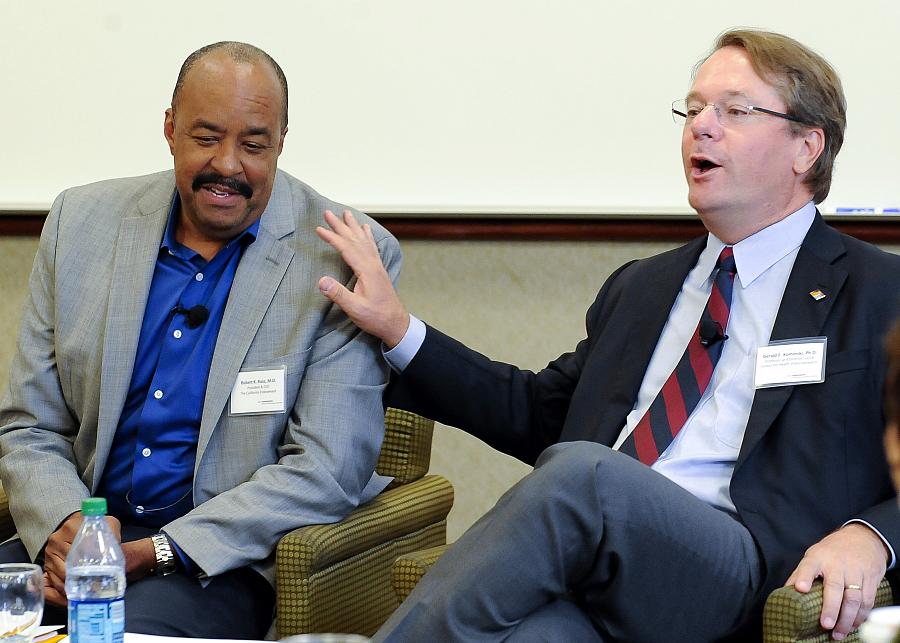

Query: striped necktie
left=619, top=247, right=737, bottom=465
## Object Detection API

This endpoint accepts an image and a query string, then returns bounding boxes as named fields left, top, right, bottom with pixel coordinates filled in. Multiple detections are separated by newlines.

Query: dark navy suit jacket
left=387, top=214, right=900, bottom=634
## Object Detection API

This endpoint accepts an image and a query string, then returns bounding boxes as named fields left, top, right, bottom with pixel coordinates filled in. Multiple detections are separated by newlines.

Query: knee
left=535, top=441, right=611, bottom=481
left=532, top=441, right=645, bottom=494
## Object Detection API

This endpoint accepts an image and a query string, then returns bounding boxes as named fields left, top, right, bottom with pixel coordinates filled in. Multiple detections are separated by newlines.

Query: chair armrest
left=0, top=487, right=14, bottom=542
left=392, top=543, right=450, bottom=603
left=277, top=475, right=453, bottom=576
left=763, top=578, right=894, bottom=642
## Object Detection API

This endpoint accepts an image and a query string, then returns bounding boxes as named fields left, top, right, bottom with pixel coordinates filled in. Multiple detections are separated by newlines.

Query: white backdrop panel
left=2, top=0, right=898, bottom=214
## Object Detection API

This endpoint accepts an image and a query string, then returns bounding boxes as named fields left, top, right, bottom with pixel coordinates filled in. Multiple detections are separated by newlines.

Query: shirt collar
left=160, top=193, right=261, bottom=259
left=693, top=201, right=816, bottom=289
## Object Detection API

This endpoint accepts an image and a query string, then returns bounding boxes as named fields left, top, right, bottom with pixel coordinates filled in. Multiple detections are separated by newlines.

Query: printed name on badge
left=754, top=337, right=827, bottom=389
left=230, top=367, right=287, bottom=415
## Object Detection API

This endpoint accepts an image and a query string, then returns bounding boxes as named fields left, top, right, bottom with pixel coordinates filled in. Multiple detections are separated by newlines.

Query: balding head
left=173, top=41, right=288, bottom=129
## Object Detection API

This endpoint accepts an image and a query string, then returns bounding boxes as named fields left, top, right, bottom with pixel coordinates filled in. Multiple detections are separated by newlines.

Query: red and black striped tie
left=620, top=247, right=737, bottom=465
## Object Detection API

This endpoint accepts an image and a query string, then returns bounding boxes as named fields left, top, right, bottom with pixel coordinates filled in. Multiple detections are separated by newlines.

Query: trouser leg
left=375, top=441, right=762, bottom=643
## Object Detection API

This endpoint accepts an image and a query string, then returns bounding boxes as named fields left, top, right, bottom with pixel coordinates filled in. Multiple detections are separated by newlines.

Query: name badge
left=230, top=367, right=287, bottom=415
left=754, top=337, right=827, bottom=389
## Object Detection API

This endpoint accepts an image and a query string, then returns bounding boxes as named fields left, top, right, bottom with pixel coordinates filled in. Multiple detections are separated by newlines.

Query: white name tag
left=230, top=367, right=287, bottom=415
left=754, top=337, right=827, bottom=389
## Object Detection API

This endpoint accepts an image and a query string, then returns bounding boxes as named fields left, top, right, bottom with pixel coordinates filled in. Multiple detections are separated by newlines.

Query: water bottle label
left=68, top=598, right=125, bottom=643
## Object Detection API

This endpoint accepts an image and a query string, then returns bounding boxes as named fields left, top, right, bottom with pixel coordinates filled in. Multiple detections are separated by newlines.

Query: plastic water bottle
left=65, top=498, right=126, bottom=643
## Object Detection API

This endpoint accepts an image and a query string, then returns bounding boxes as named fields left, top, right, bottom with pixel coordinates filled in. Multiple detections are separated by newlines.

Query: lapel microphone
left=172, top=304, right=210, bottom=329
left=699, top=318, right=727, bottom=347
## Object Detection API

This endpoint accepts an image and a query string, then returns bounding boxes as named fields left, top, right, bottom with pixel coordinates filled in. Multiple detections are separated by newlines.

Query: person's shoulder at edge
left=278, top=168, right=397, bottom=247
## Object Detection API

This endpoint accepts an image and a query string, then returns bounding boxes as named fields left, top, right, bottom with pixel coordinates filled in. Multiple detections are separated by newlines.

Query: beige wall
left=2, top=235, right=899, bottom=542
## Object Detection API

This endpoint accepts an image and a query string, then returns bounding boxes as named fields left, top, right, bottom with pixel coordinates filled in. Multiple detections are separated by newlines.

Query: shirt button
left=142, top=447, right=152, bottom=457
left=173, top=329, right=182, bottom=339
left=154, top=389, right=163, bottom=399
left=135, top=506, right=145, bottom=514
left=195, top=273, right=204, bottom=282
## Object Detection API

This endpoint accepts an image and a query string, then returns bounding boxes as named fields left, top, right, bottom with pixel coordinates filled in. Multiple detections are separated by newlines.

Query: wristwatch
left=151, top=533, right=178, bottom=577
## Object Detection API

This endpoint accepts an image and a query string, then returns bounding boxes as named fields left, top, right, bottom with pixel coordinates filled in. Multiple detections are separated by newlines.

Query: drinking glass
left=0, top=564, right=43, bottom=643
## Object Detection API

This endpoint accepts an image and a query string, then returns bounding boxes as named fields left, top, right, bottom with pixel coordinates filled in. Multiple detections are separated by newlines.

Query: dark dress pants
left=0, top=524, right=273, bottom=639
left=374, top=441, right=763, bottom=642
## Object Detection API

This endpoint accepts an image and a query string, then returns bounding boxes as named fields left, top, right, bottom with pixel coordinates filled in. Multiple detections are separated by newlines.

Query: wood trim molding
left=2, top=211, right=899, bottom=243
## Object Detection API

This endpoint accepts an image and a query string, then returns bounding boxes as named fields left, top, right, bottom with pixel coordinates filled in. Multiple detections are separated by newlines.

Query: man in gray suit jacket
left=0, top=42, right=398, bottom=637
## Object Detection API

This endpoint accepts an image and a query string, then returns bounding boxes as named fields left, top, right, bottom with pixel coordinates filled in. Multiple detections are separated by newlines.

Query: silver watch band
left=151, top=532, right=177, bottom=577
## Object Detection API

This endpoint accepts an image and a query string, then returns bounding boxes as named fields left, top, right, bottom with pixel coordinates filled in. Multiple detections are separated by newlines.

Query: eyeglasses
left=672, top=99, right=808, bottom=127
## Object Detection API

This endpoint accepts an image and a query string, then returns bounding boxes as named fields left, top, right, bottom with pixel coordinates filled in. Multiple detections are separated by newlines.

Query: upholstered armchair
left=0, top=408, right=452, bottom=639
left=275, top=408, right=453, bottom=637
left=391, top=546, right=895, bottom=642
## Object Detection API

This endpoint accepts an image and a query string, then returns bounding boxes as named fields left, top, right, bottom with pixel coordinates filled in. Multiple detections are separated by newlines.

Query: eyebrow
left=188, top=120, right=273, bottom=139
left=685, top=89, right=750, bottom=103
left=244, top=126, right=273, bottom=138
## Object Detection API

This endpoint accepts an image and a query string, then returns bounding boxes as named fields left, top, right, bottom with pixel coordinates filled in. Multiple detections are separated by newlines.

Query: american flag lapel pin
left=809, top=289, right=827, bottom=301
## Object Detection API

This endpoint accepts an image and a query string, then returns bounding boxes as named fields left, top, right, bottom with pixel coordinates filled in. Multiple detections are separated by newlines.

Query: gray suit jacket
left=0, top=169, right=398, bottom=583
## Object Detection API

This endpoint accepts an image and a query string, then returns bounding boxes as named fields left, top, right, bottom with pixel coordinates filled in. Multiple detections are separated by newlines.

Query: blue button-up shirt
left=97, top=199, right=258, bottom=532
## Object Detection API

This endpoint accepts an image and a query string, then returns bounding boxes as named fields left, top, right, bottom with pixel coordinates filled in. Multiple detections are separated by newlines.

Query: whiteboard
left=3, top=0, right=898, bottom=214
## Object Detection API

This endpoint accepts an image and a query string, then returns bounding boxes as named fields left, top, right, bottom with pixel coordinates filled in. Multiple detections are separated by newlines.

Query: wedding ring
left=845, top=584, right=862, bottom=591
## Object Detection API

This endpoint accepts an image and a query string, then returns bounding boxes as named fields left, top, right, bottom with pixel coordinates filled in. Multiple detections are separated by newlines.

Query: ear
left=276, top=126, right=288, bottom=156
left=793, top=127, right=825, bottom=176
left=163, top=108, right=176, bottom=156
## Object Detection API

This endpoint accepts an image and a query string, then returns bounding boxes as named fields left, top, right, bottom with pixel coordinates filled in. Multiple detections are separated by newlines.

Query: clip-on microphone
left=172, top=304, right=210, bottom=329
left=698, top=318, right=727, bottom=347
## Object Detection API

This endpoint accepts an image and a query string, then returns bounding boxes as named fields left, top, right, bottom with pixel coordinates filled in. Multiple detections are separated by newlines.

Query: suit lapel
left=735, top=214, right=848, bottom=469
left=93, top=177, right=174, bottom=488
left=582, top=236, right=707, bottom=442
left=196, top=172, right=297, bottom=459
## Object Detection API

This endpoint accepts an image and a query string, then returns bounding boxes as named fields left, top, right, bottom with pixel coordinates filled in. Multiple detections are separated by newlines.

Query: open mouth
left=204, top=183, right=240, bottom=199
left=691, top=156, right=722, bottom=176
left=192, top=173, right=253, bottom=200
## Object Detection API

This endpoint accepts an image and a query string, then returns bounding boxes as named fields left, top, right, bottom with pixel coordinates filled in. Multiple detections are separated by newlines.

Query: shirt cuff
left=843, top=519, right=896, bottom=569
left=162, top=530, right=201, bottom=576
left=383, top=314, right=425, bottom=372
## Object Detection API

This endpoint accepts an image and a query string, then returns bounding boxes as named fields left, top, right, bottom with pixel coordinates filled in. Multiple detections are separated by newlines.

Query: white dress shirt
left=611, top=202, right=815, bottom=513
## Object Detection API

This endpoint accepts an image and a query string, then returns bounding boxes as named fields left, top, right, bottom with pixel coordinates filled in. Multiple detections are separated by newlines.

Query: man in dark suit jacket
left=317, top=29, right=900, bottom=642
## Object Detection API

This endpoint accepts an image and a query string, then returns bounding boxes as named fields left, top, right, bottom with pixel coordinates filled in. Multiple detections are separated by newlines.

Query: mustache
left=192, top=173, right=253, bottom=199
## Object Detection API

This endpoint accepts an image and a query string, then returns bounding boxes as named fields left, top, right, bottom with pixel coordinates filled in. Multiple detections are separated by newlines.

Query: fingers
left=319, top=210, right=369, bottom=243
left=831, top=576, right=879, bottom=640
left=43, top=574, right=66, bottom=607
left=107, top=515, right=122, bottom=541
left=785, top=556, right=819, bottom=592
left=316, top=211, right=382, bottom=276
left=318, top=276, right=354, bottom=308
left=819, top=575, right=845, bottom=631
left=44, top=567, right=65, bottom=601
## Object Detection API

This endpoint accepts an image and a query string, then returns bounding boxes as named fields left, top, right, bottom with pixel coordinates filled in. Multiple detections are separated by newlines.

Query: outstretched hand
left=785, top=523, right=888, bottom=640
left=316, top=210, right=409, bottom=348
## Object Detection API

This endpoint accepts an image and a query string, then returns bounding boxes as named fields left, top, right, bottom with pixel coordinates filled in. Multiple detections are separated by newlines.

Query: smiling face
left=681, top=46, right=822, bottom=243
left=164, top=52, right=287, bottom=253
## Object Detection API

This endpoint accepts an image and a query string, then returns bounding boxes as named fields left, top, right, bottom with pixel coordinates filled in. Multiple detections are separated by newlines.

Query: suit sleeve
left=387, top=261, right=635, bottom=465
left=0, top=191, right=91, bottom=558
left=161, top=231, right=401, bottom=578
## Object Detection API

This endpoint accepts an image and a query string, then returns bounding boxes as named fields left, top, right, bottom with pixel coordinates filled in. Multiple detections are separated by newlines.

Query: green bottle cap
left=81, top=497, right=107, bottom=516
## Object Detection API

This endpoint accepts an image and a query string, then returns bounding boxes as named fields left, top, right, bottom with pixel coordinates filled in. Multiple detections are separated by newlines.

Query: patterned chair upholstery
left=763, top=578, right=894, bottom=643
left=276, top=408, right=453, bottom=637
left=0, top=487, right=14, bottom=542
left=391, top=543, right=896, bottom=641
left=0, top=408, right=452, bottom=639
